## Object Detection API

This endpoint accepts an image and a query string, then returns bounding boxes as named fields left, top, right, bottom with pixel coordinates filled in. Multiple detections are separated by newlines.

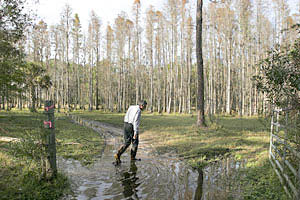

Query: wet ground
left=58, top=115, right=246, bottom=200
left=201, top=158, right=246, bottom=200
left=58, top=116, right=200, bottom=200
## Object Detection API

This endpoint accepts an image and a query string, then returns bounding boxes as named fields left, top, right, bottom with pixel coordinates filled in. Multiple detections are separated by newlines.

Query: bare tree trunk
left=187, top=16, right=192, bottom=114
left=179, top=4, right=185, bottom=113
left=188, top=48, right=192, bottom=114
left=226, top=37, right=232, bottom=114
left=89, top=56, right=93, bottom=111
left=96, top=45, right=100, bottom=110
left=31, top=85, right=36, bottom=112
left=133, top=1, right=141, bottom=105
left=65, top=8, right=71, bottom=112
left=196, top=0, right=206, bottom=127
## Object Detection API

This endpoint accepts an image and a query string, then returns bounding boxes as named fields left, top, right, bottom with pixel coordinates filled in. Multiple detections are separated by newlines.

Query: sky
left=30, top=0, right=298, bottom=32
left=32, top=0, right=166, bottom=31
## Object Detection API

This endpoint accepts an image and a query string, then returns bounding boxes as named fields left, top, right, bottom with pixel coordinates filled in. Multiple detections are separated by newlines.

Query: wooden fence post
left=298, top=166, right=300, bottom=200
left=44, top=100, right=57, bottom=178
left=269, top=109, right=274, bottom=160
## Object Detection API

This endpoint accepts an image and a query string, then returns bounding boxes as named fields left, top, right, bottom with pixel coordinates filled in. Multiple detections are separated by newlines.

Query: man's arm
left=133, top=109, right=141, bottom=139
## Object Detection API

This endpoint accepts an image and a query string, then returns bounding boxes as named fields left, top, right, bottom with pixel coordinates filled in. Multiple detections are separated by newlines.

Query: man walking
left=114, top=100, right=147, bottom=165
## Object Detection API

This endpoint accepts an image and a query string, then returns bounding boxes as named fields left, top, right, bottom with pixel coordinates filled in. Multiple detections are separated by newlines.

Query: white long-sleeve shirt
left=124, top=105, right=141, bottom=134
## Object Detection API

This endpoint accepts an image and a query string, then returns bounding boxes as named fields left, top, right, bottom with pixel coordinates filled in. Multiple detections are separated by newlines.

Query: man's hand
left=133, top=132, right=138, bottom=140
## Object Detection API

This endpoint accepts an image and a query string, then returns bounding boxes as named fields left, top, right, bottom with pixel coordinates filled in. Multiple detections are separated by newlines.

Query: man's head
left=138, top=100, right=147, bottom=110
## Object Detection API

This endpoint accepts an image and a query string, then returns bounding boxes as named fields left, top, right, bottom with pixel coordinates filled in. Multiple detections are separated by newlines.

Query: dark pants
left=117, top=122, right=139, bottom=158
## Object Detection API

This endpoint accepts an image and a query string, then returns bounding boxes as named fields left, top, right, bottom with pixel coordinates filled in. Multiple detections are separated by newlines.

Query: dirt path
left=58, top=115, right=201, bottom=200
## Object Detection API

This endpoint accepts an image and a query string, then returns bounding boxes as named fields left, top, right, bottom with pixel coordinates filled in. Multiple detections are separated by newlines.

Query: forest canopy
left=1, top=0, right=299, bottom=115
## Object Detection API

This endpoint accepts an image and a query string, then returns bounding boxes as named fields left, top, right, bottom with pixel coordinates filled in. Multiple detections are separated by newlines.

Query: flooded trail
left=59, top=116, right=200, bottom=200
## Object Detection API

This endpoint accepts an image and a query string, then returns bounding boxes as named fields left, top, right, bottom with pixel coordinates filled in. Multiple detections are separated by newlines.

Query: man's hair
left=138, top=100, right=147, bottom=106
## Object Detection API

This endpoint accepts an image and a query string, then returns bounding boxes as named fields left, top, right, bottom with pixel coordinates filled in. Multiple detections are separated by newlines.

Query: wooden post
left=270, top=109, right=274, bottom=160
left=298, top=166, right=300, bottom=200
left=44, top=100, right=57, bottom=178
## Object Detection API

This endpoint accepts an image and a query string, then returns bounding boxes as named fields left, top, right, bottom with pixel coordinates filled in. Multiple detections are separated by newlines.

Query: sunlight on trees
left=1, top=0, right=298, bottom=118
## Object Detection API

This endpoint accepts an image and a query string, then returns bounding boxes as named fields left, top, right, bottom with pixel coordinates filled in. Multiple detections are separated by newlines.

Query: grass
left=0, top=109, right=104, bottom=199
left=72, top=111, right=270, bottom=165
left=55, top=115, right=105, bottom=165
left=72, top=110, right=288, bottom=200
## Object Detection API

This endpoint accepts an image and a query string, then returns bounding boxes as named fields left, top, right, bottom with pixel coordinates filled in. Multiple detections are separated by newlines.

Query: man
left=114, top=100, right=147, bottom=165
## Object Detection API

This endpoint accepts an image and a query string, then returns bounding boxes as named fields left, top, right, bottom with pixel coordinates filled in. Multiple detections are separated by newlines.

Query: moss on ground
left=73, top=110, right=288, bottom=200
left=0, top=110, right=104, bottom=199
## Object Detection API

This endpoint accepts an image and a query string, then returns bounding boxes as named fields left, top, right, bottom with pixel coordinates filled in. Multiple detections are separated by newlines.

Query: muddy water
left=59, top=116, right=200, bottom=200
left=201, top=158, right=246, bottom=200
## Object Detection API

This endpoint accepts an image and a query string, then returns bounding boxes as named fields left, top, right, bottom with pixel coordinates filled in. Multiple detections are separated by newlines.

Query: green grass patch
left=241, top=160, right=289, bottom=200
left=55, top=116, right=105, bottom=165
left=0, top=110, right=104, bottom=199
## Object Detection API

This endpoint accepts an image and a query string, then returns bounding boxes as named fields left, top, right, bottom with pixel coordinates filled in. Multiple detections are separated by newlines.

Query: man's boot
left=130, top=149, right=140, bottom=161
left=131, top=155, right=137, bottom=161
left=114, top=153, right=121, bottom=165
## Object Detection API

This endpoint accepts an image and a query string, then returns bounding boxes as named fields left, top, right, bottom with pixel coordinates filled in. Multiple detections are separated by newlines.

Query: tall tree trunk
left=2, top=89, right=5, bottom=110
left=89, top=59, right=93, bottom=111
left=96, top=48, right=100, bottom=110
left=18, top=91, right=22, bottom=110
left=31, top=85, right=36, bottom=112
left=226, top=37, right=232, bottom=114
left=196, top=0, right=206, bottom=127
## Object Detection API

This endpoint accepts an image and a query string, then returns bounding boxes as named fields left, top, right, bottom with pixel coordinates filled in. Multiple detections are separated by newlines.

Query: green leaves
left=23, top=62, right=51, bottom=88
left=0, top=0, right=29, bottom=42
left=0, top=0, right=31, bottom=100
left=254, top=36, right=300, bottom=109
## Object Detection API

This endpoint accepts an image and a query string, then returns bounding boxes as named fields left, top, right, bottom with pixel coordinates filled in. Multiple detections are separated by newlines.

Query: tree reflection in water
left=194, top=169, right=204, bottom=200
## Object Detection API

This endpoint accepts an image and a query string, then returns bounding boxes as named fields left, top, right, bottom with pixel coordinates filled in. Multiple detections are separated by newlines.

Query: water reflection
left=194, top=169, right=203, bottom=200
left=119, top=161, right=140, bottom=199
left=201, top=158, right=246, bottom=200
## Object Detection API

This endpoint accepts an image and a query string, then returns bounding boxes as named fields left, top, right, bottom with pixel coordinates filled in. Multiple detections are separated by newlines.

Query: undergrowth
left=0, top=110, right=104, bottom=199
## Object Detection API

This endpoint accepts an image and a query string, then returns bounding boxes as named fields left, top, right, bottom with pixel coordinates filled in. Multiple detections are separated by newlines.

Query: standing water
left=58, top=116, right=199, bottom=199
left=59, top=116, right=245, bottom=200
left=201, top=158, right=246, bottom=200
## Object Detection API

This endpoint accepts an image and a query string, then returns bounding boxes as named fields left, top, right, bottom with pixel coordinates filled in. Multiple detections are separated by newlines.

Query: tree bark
left=196, top=0, right=206, bottom=127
